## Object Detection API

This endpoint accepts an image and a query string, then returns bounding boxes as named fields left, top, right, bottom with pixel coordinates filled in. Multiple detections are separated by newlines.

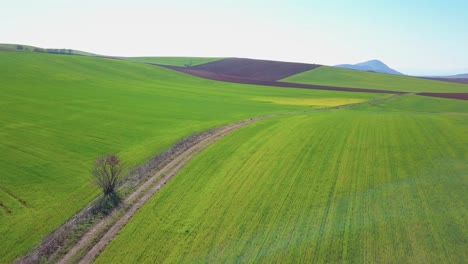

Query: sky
left=2, top=0, right=467, bottom=75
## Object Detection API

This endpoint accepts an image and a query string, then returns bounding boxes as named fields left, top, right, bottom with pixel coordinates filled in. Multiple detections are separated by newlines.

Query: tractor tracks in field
left=55, top=94, right=404, bottom=264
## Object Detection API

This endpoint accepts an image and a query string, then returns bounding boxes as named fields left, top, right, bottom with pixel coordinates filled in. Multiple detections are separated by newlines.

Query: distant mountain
left=336, top=59, right=403, bottom=75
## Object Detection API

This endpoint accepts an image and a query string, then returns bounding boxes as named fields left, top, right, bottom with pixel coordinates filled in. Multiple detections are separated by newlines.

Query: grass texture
left=0, top=51, right=381, bottom=262
left=97, top=95, right=467, bottom=263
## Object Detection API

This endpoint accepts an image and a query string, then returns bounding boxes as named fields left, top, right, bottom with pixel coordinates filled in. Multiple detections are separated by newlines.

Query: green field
left=0, top=51, right=384, bottom=262
left=122, top=57, right=223, bottom=66
left=96, top=95, right=468, bottom=263
left=282, top=66, right=468, bottom=93
left=375, top=94, right=468, bottom=113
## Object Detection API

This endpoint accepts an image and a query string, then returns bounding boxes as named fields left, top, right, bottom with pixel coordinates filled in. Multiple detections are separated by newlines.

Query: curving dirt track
left=58, top=118, right=263, bottom=264
left=187, top=58, right=321, bottom=81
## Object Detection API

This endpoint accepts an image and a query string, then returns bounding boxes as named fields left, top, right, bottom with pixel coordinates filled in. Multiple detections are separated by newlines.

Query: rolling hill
left=1, top=45, right=467, bottom=263
left=0, top=50, right=383, bottom=263
left=282, top=66, right=468, bottom=93
left=154, top=58, right=467, bottom=98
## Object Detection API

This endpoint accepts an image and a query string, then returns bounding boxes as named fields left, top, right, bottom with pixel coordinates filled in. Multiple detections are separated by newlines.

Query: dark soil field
left=423, top=77, right=468, bottom=84
left=186, top=58, right=321, bottom=81
left=418, top=92, right=468, bottom=100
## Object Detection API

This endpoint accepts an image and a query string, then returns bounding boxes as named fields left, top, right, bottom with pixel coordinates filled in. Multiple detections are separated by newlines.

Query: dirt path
left=57, top=94, right=403, bottom=264
left=58, top=118, right=261, bottom=264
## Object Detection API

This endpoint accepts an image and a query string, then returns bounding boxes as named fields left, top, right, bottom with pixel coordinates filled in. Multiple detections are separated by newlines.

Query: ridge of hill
left=122, top=57, right=224, bottom=67
left=0, top=43, right=96, bottom=56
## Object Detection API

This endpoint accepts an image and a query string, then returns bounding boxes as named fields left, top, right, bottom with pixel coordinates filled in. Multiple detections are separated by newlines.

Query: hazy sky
left=2, top=0, right=467, bottom=75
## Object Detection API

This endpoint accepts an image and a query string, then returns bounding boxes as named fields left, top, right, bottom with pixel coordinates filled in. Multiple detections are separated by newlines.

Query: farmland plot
left=97, top=95, right=467, bottom=263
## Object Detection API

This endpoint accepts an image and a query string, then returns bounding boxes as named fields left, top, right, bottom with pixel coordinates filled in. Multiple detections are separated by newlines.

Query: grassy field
left=0, top=51, right=384, bottom=262
left=122, top=57, right=223, bottom=66
left=282, top=66, right=468, bottom=93
left=374, top=94, right=468, bottom=113
left=96, top=95, right=467, bottom=263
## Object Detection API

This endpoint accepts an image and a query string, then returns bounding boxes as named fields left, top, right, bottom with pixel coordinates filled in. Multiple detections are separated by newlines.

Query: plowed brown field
left=188, top=58, right=320, bottom=81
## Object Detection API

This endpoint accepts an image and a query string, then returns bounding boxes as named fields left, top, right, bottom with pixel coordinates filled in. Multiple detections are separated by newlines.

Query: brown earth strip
left=188, top=58, right=321, bottom=81
left=161, top=65, right=404, bottom=94
left=418, top=93, right=468, bottom=100
left=422, top=77, right=468, bottom=85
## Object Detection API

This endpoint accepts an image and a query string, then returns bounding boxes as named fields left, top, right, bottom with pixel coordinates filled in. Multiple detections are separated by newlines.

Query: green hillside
left=282, top=66, right=468, bottom=93
left=0, top=51, right=383, bottom=262
left=122, top=57, right=223, bottom=66
left=97, top=95, right=468, bottom=263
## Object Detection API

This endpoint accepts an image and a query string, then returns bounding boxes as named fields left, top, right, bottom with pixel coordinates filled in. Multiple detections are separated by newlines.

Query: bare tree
left=91, top=154, right=124, bottom=196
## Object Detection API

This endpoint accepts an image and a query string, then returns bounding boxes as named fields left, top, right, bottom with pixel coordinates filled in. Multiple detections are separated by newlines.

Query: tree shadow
left=97, top=192, right=122, bottom=215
